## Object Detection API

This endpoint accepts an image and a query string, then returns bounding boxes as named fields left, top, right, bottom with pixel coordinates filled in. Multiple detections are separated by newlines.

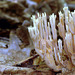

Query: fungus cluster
left=28, top=7, right=75, bottom=72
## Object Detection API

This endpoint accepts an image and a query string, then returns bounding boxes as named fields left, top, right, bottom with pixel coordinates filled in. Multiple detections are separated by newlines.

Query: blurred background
left=0, top=0, right=75, bottom=38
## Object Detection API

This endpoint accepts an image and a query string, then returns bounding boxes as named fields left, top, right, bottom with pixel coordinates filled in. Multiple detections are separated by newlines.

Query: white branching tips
left=28, top=7, right=75, bottom=72
left=58, top=11, right=65, bottom=39
left=63, top=7, right=69, bottom=25
left=49, top=14, right=57, bottom=40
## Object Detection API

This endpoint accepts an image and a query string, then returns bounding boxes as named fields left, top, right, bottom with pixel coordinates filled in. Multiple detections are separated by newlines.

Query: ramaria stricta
left=28, top=7, right=75, bottom=72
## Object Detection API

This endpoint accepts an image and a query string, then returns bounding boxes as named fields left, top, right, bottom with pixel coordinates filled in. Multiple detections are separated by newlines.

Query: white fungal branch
left=68, top=12, right=75, bottom=34
left=58, top=39, right=62, bottom=54
left=58, top=11, right=65, bottom=39
left=28, top=7, right=75, bottom=72
left=63, top=7, right=69, bottom=25
left=66, top=25, right=69, bottom=32
left=49, top=14, right=57, bottom=40
left=72, top=10, right=75, bottom=27
left=65, top=33, right=73, bottom=54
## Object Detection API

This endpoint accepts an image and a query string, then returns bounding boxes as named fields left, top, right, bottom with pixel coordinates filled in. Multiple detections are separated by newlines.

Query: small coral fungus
left=28, top=7, right=75, bottom=72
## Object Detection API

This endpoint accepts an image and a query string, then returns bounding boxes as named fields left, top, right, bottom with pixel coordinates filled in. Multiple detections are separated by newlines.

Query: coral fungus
left=28, top=7, right=75, bottom=72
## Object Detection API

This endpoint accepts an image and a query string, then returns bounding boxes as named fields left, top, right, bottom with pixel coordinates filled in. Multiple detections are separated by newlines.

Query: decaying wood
left=0, top=65, right=55, bottom=75
left=14, top=54, right=39, bottom=68
left=0, top=65, right=34, bottom=75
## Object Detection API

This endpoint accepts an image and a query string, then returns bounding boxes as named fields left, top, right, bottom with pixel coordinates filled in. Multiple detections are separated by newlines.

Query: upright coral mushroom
left=28, top=7, right=75, bottom=72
